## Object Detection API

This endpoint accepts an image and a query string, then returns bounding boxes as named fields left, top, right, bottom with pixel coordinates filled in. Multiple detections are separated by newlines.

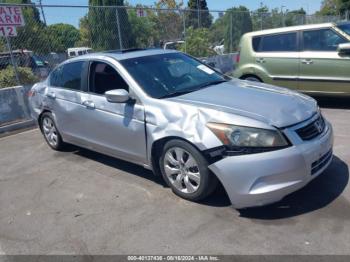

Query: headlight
left=207, top=123, right=288, bottom=148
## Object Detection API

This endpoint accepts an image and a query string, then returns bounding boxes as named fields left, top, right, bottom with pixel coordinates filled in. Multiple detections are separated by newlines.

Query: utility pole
left=37, top=0, right=47, bottom=25
left=197, top=0, right=200, bottom=28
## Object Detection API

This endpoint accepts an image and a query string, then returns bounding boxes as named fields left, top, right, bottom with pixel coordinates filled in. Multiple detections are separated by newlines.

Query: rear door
left=46, top=60, right=90, bottom=141
left=254, top=32, right=299, bottom=89
left=299, top=28, right=350, bottom=94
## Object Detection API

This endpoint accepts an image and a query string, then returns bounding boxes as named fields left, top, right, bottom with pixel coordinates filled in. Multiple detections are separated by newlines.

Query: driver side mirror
left=337, top=43, right=350, bottom=55
left=105, top=89, right=130, bottom=103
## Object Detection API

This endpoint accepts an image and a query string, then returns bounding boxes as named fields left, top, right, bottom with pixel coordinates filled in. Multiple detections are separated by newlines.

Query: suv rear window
left=259, top=33, right=297, bottom=52
left=252, top=37, right=262, bottom=52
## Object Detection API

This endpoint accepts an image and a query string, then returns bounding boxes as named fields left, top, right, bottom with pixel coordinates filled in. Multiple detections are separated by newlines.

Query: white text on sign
left=0, top=26, right=17, bottom=37
left=0, top=6, right=25, bottom=26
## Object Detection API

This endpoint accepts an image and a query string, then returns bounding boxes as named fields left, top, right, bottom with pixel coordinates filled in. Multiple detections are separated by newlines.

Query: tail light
left=235, top=50, right=240, bottom=64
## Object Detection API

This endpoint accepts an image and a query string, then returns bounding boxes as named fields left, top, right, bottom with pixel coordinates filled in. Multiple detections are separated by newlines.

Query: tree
left=225, top=6, right=252, bottom=52
left=339, top=0, right=350, bottom=15
left=285, top=8, right=306, bottom=26
left=88, top=0, right=134, bottom=50
left=76, top=15, right=91, bottom=47
left=154, top=0, right=184, bottom=43
left=180, top=27, right=215, bottom=57
left=186, top=0, right=212, bottom=29
left=46, top=24, right=80, bottom=52
left=318, top=0, right=341, bottom=15
left=128, top=7, right=159, bottom=48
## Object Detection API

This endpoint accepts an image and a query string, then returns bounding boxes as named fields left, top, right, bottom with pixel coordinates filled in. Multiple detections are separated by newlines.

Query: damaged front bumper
left=208, top=120, right=333, bottom=209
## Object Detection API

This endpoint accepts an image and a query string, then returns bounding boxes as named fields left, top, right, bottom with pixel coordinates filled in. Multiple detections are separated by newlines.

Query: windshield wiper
left=159, top=80, right=227, bottom=99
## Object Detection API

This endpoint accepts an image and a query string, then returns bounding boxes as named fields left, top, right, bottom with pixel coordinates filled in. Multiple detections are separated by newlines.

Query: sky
left=39, top=0, right=323, bottom=28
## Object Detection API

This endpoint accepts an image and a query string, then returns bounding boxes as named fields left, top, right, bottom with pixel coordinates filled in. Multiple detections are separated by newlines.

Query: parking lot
left=0, top=98, right=349, bottom=255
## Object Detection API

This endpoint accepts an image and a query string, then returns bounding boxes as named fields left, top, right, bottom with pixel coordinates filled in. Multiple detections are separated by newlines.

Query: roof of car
left=68, top=48, right=178, bottom=63
left=244, top=22, right=336, bottom=37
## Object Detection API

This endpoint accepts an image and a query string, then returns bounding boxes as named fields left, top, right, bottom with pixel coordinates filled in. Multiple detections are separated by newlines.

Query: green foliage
left=46, top=24, right=80, bottom=52
left=225, top=6, right=252, bottom=52
left=180, top=27, right=215, bottom=57
left=187, top=0, right=212, bottom=29
left=88, top=0, right=135, bottom=50
left=154, top=0, right=184, bottom=42
left=128, top=8, right=159, bottom=48
left=318, top=0, right=341, bottom=15
left=76, top=15, right=91, bottom=47
left=285, top=8, right=306, bottom=26
left=0, top=67, right=38, bottom=88
left=339, top=0, right=350, bottom=14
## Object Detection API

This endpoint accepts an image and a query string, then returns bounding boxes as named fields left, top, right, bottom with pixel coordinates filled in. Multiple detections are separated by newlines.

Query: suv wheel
left=243, top=76, right=262, bottom=82
left=159, top=139, right=218, bottom=201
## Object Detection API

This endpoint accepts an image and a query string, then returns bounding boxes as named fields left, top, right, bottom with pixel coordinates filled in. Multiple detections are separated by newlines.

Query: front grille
left=311, top=149, right=332, bottom=175
left=296, top=115, right=325, bottom=141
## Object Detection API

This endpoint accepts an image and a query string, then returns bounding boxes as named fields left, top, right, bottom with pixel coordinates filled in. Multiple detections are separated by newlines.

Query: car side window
left=303, top=29, right=348, bottom=51
left=50, top=61, right=84, bottom=90
left=252, top=36, right=262, bottom=52
left=89, top=61, right=129, bottom=95
left=260, top=33, right=297, bottom=52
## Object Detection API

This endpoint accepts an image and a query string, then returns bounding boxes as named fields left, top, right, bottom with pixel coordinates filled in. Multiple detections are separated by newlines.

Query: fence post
left=230, top=12, right=233, bottom=53
left=115, top=6, right=123, bottom=50
left=5, top=36, right=20, bottom=86
left=182, top=10, right=187, bottom=53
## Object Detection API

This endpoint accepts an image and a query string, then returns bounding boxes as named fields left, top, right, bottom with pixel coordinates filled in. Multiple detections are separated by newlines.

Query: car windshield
left=337, top=23, right=350, bottom=36
left=120, top=52, right=227, bottom=99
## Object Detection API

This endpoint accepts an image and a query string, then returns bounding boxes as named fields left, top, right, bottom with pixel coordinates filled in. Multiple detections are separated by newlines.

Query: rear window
left=50, top=61, right=84, bottom=90
left=259, top=33, right=297, bottom=52
left=252, top=37, right=262, bottom=51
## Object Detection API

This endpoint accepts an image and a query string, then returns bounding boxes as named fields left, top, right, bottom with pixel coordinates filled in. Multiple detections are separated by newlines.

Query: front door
left=78, top=61, right=147, bottom=164
left=299, top=28, right=350, bottom=94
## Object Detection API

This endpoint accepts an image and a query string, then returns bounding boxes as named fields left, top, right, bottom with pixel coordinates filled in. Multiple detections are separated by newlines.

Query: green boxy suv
left=234, top=22, right=350, bottom=96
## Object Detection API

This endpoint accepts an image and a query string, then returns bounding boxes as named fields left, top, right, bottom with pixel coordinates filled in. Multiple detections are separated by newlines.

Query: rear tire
left=159, top=139, right=218, bottom=201
left=40, top=112, right=66, bottom=151
left=242, top=76, right=262, bottom=82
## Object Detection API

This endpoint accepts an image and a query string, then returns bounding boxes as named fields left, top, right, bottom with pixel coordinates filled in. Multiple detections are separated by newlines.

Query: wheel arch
left=38, top=109, right=52, bottom=133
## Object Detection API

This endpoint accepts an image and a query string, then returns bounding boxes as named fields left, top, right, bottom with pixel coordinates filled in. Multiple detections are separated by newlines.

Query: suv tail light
left=235, top=50, right=240, bottom=64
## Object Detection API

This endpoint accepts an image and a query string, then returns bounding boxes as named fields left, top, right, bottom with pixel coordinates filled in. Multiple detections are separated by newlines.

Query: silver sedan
left=29, top=49, right=333, bottom=209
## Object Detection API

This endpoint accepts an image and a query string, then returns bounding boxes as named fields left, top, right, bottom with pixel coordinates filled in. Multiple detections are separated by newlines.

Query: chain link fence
left=0, top=3, right=348, bottom=88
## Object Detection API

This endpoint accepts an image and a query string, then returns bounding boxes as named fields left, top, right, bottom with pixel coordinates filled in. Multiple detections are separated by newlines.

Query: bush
left=180, top=27, right=216, bottom=58
left=0, top=67, right=39, bottom=88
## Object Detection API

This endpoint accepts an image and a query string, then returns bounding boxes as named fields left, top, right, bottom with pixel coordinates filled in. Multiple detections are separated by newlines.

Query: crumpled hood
left=168, top=79, right=318, bottom=128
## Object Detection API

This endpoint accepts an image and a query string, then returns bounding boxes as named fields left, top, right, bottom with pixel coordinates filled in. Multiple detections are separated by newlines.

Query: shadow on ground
left=70, top=146, right=348, bottom=215
left=239, top=156, right=349, bottom=219
left=314, top=96, right=350, bottom=109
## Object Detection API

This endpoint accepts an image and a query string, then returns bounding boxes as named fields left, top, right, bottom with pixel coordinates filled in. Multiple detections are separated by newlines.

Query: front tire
left=40, top=112, right=66, bottom=151
left=159, top=139, right=218, bottom=201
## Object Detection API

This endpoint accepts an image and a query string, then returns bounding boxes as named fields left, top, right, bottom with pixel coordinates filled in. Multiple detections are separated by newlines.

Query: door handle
left=82, top=100, right=95, bottom=109
left=302, top=59, right=314, bottom=65
left=47, top=92, right=56, bottom=99
left=256, top=58, right=265, bottom=63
